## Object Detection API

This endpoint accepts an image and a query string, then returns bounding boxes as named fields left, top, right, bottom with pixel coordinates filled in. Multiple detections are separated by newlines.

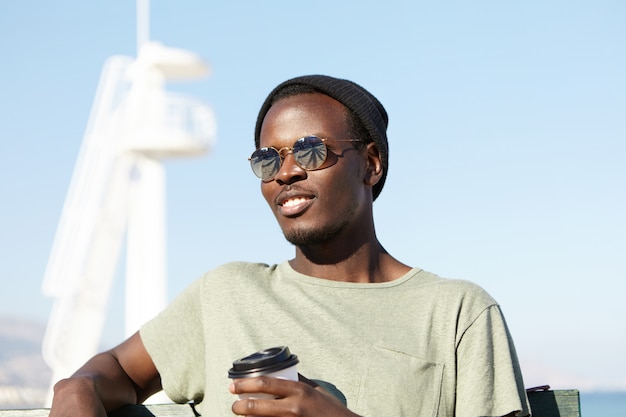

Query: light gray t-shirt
left=140, top=261, right=530, bottom=417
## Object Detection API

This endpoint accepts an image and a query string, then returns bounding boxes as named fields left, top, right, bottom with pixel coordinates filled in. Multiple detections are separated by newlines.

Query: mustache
left=275, top=185, right=316, bottom=206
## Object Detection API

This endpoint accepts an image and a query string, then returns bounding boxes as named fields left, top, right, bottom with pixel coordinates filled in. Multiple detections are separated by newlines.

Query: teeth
left=283, top=197, right=307, bottom=208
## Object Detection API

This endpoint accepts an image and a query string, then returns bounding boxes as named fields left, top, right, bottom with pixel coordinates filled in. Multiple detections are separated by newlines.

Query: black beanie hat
left=254, top=75, right=389, bottom=201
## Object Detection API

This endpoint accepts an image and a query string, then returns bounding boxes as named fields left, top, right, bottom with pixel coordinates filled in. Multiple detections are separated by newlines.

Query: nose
left=274, top=153, right=307, bottom=185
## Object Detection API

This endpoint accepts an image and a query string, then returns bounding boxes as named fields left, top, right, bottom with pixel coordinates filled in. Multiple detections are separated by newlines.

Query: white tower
left=41, top=1, right=216, bottom=404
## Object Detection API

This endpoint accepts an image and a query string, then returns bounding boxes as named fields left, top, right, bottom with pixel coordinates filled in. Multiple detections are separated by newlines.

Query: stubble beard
left=280, top=188, right=361, bottom=247
left=283, top=220, right=350, bottom=247
left=282, top=201, right=357, bottom=247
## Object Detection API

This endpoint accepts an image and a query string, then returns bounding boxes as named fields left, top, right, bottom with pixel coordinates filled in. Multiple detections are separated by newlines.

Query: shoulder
left=412, top=269, right=499, bottom=311
left=416, top=269, right=495, bottom=296
left=195, top=261, right=281, bottom=291
left=204, top=261, right=276, bottom=277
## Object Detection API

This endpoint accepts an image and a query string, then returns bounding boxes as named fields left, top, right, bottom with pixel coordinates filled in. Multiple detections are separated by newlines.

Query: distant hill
left=0, top=317, right=51, bottom=409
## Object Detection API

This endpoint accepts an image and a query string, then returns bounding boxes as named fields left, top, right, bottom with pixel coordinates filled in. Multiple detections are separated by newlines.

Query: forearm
left=50, top=351, right=142, bottom=416
left=49, top=332, right=161, bottom=416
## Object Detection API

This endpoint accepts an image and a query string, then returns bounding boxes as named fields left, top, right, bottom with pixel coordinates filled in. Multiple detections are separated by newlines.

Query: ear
left=364, top=142, right=383, bottom=188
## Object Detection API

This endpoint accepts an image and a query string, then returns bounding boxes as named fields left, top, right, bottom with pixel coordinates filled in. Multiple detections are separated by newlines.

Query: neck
left=290, top=238, right=411, bottom=283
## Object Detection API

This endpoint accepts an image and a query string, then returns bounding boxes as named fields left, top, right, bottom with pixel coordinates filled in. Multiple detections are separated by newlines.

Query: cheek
left=329, top=159, right=367, bottom=197
left=316, top=172, right=360, bottom=207
left=260, top=182, right=275, bottom=207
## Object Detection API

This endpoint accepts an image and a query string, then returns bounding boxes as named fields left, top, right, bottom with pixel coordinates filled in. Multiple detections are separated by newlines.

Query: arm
left=49, top=332, right=161, bottom=417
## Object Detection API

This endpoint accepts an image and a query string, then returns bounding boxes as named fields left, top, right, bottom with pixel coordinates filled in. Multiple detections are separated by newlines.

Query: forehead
left=259, top=93, right=350, bottom=147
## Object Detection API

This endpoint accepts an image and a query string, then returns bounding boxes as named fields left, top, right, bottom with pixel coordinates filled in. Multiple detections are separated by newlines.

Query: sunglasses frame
left=249, top=135, right=361, bottom=181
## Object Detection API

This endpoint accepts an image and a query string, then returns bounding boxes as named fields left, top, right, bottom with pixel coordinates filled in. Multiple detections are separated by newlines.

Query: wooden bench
left=0, top=388, right=581, bottom=416
left=526, top=388, right=581, bottom=417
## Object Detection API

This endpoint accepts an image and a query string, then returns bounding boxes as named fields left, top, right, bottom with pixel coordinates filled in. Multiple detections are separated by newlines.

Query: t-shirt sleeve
left=140, top=275, right=206, bottom=405
left=456, top=305, right=530, bottom=417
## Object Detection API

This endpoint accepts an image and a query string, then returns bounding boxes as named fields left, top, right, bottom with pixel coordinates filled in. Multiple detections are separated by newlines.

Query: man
left=50, top=75, right=530, bottom=417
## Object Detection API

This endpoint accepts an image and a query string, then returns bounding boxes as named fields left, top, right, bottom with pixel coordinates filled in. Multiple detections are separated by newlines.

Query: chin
left=283, top=223, right=347, bottom=246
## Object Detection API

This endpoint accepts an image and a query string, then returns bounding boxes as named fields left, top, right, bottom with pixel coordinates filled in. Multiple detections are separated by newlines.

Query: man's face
left=258, top=93, right=372, bottom=247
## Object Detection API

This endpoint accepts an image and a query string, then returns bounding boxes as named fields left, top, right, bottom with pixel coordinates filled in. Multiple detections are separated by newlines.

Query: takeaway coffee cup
left=228, top=346, right=299, bottom=399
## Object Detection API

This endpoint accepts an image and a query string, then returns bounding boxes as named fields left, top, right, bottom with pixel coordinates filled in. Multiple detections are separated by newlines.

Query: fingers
left=231, top=395, right=275, bottom=417
left=230, top=377, right=357, bottom=417
left=229, top=375, right=295, bottom=397
left=230, top=377, right=307, bottom=416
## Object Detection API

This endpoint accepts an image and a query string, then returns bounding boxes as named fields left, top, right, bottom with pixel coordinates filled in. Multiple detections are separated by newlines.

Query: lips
left=276, top=190, right=315, bottom=217
left=282, top=197, right=309, bottom=208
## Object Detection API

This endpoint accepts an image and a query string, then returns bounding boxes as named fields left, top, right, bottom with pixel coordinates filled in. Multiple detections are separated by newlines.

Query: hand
left=229, top=374, right=360, bottom=417
left=49, top=376, right=108, bottom=417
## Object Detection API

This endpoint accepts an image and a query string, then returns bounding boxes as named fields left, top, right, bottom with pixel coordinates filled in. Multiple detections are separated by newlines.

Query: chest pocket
left=355, top=345, right=444, bottom=417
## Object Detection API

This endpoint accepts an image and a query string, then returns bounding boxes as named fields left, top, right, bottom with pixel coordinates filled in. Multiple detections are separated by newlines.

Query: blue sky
left=1, top=1, right=625, bottom=391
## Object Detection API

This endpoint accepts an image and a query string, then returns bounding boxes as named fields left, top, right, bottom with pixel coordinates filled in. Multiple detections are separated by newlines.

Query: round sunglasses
left=249, top=135, right=361, bottom=181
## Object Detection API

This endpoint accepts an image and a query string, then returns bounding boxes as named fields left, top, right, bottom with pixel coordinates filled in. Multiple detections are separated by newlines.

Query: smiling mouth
left=278, top=195, right=314, bottom=216
left=281, top=197, right=310, bottom=208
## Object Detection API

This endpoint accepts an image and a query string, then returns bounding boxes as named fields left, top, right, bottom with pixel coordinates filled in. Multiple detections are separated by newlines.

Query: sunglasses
left=249, top=135, right=361, bottom=181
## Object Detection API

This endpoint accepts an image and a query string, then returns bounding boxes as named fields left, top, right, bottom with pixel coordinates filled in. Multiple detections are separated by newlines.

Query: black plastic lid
left=228, top=346, right=299, bottom=378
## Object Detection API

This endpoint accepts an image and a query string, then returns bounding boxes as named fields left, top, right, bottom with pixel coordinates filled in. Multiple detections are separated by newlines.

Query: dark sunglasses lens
left=250, top=148, right=280, bottom=180
left=292, top=136, right=327, bottom=170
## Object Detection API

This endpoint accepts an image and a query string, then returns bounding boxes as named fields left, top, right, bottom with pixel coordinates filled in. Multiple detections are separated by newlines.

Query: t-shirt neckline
left=277, top=261, right=424, bottom=288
